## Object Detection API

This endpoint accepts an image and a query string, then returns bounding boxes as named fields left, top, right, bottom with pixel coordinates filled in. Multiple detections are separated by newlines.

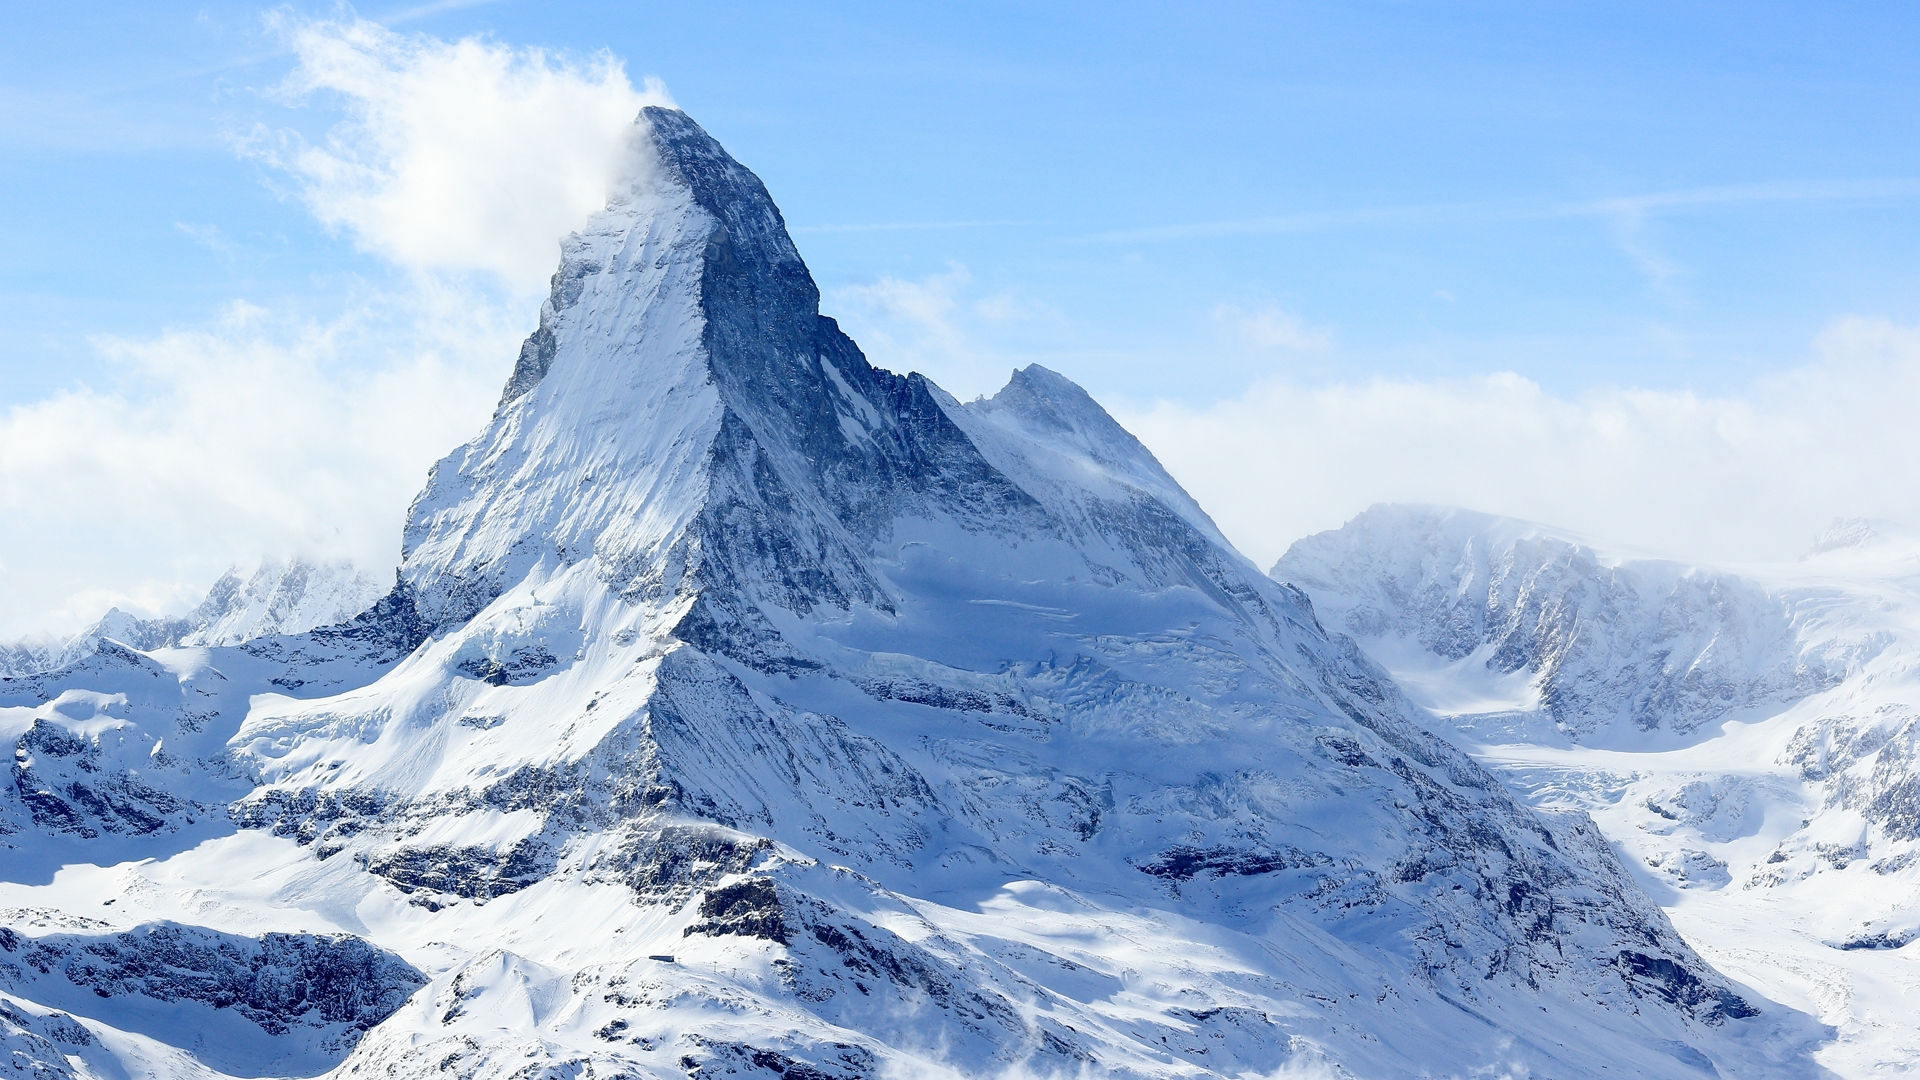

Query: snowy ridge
left=1275, top=503, right=1920, bottom=1074
left=1275, top=504, right=1867, bottom=746
left=0, top=113, right=1831, bottom=1078
left=0, top=904, right=423, bottom=1080
left=0, top=560, right=385, bottom=679
left=181, top=561, right=388, bottom=648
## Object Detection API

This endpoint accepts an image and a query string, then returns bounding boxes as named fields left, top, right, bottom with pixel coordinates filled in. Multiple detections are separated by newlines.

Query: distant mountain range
left=0, top=559, right=386, bottom=677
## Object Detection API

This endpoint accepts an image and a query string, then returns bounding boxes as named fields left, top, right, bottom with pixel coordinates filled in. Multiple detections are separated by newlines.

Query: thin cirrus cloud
left=0, top=17, right=668, bottom=639
left=1075, top=178, right=1920, bottom=245
left=790, top=220, right=1038, bottom=235
left=827, top=264, right=1072, bottom=401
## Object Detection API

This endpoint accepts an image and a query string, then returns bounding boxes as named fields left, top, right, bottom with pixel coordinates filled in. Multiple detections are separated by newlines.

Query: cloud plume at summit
left=252, top=16, right=674, bottom=293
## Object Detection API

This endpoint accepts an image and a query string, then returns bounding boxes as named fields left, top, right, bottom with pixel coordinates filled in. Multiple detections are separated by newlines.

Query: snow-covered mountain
left=180, top=560, right=390, bottom=648
left=0, top=112, right=1831, bottom=1079
left=1275, top=504, right=1920, bottom=1074
left=0, top=560, right=386, bottom=678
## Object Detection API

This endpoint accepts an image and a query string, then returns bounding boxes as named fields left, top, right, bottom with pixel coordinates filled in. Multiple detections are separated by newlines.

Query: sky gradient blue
left=7, top=1, right=1920, bottom=408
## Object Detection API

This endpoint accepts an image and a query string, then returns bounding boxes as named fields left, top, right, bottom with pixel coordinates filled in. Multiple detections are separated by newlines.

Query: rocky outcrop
left=0, top=918, right=422, bottom=1076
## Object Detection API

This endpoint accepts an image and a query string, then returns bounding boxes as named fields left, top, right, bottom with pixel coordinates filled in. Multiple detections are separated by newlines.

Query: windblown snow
left=0, top=111, right=1840, bottom=1079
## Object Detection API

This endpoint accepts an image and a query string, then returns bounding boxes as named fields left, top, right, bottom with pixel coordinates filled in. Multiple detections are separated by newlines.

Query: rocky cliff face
left=0, top=912, right=422, bottom=1079
left=0, top=112, right=1826, bottom=1079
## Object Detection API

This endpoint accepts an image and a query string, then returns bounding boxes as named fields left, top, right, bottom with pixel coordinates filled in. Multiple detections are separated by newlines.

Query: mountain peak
left=1804, top=515, right=1916, bottom=559
left=495, top=106, right=813, bottom=411
left=405, top=109, right=1036, bottom=638
left=640, top=107, right=808, bottom=277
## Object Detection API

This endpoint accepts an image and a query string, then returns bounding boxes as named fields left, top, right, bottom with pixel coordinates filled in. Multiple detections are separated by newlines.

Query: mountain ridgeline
left=1272, top=505, right=1920, bottom=1071
left=0, top=110, right=1828, bottom=1079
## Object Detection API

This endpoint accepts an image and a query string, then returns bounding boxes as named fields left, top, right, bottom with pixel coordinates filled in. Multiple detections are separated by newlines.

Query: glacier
left=0, top=110, right=1835, bottom=1078
left=1277, top=504, right=1920, bottom=1075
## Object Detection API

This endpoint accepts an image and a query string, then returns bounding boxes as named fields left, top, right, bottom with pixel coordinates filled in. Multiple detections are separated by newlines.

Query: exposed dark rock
left=852, top=677, right=1037, bottom=719
left=1137, top=845, right=1330, bottom=881
left=11, top=719, right=198, bottom=839
left=457, top=644, right=559, bottom=686
left=685, top=878, right=788, bottom=944
left=1836, top=931, right=1914, bottom=951
left=612, top=825, right=773, bottom=899
left=1616, top=951, right=1758, bottom=1023
left=0, top=922, right=424, bottom=1037
left=363, top=838, right=554, bottom=903
left=680, top=1035, right=877, bottom=1080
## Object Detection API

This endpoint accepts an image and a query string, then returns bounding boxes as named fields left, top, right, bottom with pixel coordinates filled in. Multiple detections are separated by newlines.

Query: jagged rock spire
left=397, top=107, right=1040, bottom=647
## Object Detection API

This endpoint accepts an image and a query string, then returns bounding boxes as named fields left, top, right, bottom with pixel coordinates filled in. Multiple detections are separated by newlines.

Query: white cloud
left=1116, top=314, right=1920, bottom=570
left=0, top=288, right=517, bottom=638
left=251, top=16, right=672, bottom=294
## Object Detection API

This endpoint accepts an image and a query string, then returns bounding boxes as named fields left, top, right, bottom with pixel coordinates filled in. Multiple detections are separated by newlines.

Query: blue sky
left=12, top=1, right=1920, bottom=401
left=6, top=1, right=1920, bottom=633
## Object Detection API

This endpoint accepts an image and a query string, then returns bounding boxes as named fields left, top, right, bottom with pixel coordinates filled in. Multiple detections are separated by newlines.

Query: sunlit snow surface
left=1279, top=505, right=1920, bottom=1076
left=0, top=115, right=1836, bottom=1078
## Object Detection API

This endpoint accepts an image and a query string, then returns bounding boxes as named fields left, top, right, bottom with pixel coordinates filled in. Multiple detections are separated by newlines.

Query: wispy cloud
left=826, top=264, right=1067, bottom=399
left=1604, top=203, right=1687, bottom=302
left=174, top=221, right=239, bottom=266
left=1215, top=303, right=1332, bottom=353
left=1077, top=177, right=1920, bottom=244
left=1075, top=200, right=1511, bottom=244
left=792, top=219, right=1037, bottom=234
left=377, top=0, right=510, bottom=26
left=1574, top=177, right=1920, bottom=215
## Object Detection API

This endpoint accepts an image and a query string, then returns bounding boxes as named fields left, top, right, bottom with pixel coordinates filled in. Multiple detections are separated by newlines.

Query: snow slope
left=1276, top=504, right=1920, bottom=1075
left=0, top=112, right=1831, bottom=1079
